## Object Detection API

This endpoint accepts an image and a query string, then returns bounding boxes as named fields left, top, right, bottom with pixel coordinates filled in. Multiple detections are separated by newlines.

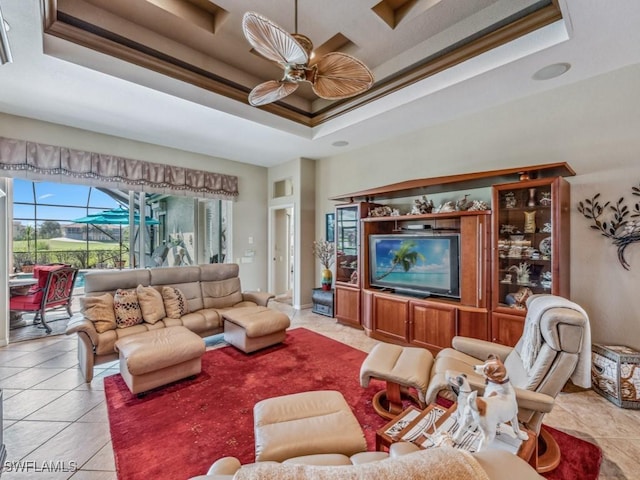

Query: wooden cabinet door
left=457, top=310, right=490, bottom=341
left=372, top=294, right=409, bottom=342
left=409, top=301, right=456, bottom=352
left=335, top=286, right=361, bottom=328
left=491, top=312, right=525, bottom=346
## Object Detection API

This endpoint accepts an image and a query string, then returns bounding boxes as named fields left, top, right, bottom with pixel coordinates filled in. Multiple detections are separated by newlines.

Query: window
left=9, top=178, right=231, bottom=271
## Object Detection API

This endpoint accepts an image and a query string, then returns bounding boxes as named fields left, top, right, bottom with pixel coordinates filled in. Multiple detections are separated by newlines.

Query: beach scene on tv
left=370, top=235, right=458, bottom=295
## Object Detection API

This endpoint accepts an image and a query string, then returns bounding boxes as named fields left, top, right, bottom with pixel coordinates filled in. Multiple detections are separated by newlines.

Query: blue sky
left=13, top=179, right=120, bottom=225
left=374, top=237, right=451, bottom=272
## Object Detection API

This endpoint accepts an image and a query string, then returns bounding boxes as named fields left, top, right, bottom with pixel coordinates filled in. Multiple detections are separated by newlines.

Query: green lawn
left=13, top=238, right=127, bottom=269
left=13, top=239, right=122, bottom=252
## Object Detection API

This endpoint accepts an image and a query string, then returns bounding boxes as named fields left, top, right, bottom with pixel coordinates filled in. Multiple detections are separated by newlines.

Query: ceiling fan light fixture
left=241, top=4, right=374, bottom=107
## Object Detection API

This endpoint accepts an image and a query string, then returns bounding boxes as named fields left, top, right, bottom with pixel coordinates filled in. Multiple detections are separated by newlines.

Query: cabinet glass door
left=336, top=205, right=359, bottom=285
left=495, top=182, right=554, bottom=310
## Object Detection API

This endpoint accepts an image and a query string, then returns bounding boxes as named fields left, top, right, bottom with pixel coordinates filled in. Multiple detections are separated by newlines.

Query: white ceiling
left=0, top=0, right=640, bottom=168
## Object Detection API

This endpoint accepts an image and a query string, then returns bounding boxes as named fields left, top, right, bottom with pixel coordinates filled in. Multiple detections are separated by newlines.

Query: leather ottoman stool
left=222, top=306, right=290, bottom=353
left=253, top=390, right=367, bottom=462
left=360, top=342, right=433, bottom=419
left=115, top=325, right=205, bottom=395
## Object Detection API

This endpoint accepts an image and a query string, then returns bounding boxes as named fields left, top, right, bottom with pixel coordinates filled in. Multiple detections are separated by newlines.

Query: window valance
left=0, top=136, right=238, bottom=199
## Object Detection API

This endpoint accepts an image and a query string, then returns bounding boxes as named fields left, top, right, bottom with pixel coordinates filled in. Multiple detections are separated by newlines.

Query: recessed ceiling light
left=332, top=140, right=349, bottom=147
left=532, top=63, right=571, bottom=81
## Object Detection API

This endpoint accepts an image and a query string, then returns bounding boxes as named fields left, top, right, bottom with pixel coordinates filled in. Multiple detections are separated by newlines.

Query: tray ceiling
left=43, top=0, right=561, bottom=127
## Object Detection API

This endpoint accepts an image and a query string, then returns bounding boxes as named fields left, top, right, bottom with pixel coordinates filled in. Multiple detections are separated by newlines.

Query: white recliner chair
left=361, top=294, right=591, bottom=472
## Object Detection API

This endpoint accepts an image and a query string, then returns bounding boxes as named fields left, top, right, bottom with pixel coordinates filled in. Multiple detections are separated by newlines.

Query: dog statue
left=445, top=370, right=472, bottom=423
left=454, top=355, right=529, bottom=451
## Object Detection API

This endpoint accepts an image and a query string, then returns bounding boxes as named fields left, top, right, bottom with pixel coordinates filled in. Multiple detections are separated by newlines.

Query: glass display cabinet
left=334, top=202, right=374, bottom=327
left=335, top=205, right=360, bottom=286
left=491, top=177, right=570, bottom=345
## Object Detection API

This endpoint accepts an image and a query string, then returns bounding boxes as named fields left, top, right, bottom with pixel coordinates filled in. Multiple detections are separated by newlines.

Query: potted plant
left=313, top=240, right=335, bottom=291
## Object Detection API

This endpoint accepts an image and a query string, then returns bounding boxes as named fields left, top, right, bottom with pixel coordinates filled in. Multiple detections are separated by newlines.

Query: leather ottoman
left=115, top=325, right=205, bottom=395
left=222, top=306, right=290, bottom=353
left=253, top=390, right=367, bottom=462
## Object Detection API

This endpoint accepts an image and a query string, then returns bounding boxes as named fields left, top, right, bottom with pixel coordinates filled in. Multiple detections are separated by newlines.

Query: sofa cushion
left=80, top=293, right=117, bottom=333
left=180, top=309, right=223, bottom=334
left=84, top=269, right=152, bottom=295
left=162, top=286, right=188, bottom=318
left=201, top=278, right=244, bottom=309
left=137, top=285, right=166, bottom=324
left=114, top=288, right=144, bottom=328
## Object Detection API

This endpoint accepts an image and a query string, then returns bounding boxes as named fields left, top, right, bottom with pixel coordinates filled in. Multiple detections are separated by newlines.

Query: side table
left=311, top=288, right=334, bottom=317
left=376, top=403, right=537, bottom=466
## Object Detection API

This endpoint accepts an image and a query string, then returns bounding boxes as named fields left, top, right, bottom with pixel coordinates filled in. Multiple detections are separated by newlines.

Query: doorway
left=270, top=206, right=294, bottom=304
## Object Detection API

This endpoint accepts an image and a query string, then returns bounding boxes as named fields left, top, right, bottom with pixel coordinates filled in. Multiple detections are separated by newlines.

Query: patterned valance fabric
left=0, top=136, right=238, bottom=199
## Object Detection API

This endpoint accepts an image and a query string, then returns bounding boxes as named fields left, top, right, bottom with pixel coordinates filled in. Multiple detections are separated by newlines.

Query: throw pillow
left=161, top=286, right=188, bottom=319
left=113, top=288, right=144, bottom=328
left=136, top=284, right=166, bottom=324
left=80, top=293, right=117, bottom=333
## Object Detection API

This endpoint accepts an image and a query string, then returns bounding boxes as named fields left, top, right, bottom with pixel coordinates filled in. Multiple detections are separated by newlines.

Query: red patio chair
left=9, top=265, right=79, bottom=333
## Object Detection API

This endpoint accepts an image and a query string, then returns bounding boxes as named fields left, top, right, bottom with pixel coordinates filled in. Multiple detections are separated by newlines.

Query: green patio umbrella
left=72, top=207, right=160, bottom=266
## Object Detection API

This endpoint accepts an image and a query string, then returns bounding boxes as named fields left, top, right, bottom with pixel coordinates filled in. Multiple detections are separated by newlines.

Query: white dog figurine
left=455, top=355, right=529, bottom=451
left=445, top=371, right=472, bottom=423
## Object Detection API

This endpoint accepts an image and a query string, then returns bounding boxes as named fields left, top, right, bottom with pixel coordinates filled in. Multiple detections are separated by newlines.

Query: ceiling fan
left=241, top=2, right=374, bottom=107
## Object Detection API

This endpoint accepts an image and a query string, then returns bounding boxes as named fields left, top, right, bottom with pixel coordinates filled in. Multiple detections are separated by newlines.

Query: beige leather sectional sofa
left=66, top=264, right=273, bottom=381
left=191, top=442, right=544, bottom=479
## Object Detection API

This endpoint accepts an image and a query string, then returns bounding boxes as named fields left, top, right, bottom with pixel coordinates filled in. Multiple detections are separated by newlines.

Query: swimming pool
left=13, top=270, right=88, bottom=290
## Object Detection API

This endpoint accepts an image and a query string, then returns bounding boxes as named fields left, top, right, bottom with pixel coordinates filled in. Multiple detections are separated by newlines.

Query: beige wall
left=316, top=63, right=640, bottom=349
left=267, top=158, right=316, bottom=308
left=0, top=113, right=269, bottom=292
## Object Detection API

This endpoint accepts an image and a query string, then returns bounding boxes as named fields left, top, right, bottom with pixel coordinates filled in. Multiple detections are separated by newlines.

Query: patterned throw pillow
left=113, top=288, right=144, bottom=328
left=80, top=293, right=117, bottom=333
left=161, top=286, right=188, bottom=319
left=136, top=285, right=166, bottom=324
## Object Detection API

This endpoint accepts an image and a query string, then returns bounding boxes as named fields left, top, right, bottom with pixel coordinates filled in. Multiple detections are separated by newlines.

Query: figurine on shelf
left=505, top=287, right=533, bottom=309
left=540, top=271, right=552, bottom=289
left=435, top=201, right=455, bottom=213
left=508, top=262, right=531, bottom=284
left=542, top=222, right=552, bottom=233
left=504, top=192, right=517, bottom=208
left=500, top=224, right=518, bottom=234
left=501, top=273, right=513, bottom=284
left=455, top=194, right=471, bottom=211
left=539, top=192, right=552, bottom=206
left=468, top=200, right=490, bottom=211
left=411, top=195, right=434, bottom=215
left=369, top=205, right=396, bottom=217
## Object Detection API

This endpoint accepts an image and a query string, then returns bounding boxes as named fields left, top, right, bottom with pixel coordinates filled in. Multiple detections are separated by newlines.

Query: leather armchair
left=424, top=294, right=591, bottom=472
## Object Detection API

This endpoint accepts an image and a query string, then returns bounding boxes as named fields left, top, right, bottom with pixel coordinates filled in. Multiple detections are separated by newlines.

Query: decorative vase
left=528, top=188, right=537, bottom=207
left=321, top=268, right=333, bottom=291
left=524, top=211, right=536, bottom=233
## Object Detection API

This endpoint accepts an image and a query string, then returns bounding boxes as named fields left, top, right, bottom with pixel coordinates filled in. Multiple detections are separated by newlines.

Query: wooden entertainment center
left=330, top=163, right=574, bottom=352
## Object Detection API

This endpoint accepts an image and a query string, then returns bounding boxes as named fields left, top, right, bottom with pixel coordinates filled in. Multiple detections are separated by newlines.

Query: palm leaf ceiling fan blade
left=241, top=4, right=374, bottom=107
left=311, top=52, right=375, bottom=100
left=242, top=12, right=308, bottom=65
left=248, top=80, right=299, bottom=106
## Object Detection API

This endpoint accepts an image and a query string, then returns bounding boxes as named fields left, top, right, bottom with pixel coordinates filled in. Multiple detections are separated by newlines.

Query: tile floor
left=1, top=301, right=639, bottom=479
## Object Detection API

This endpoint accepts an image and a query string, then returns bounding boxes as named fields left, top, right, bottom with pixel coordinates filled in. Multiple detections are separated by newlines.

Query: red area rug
left=104, top=328, right=601, bottom=480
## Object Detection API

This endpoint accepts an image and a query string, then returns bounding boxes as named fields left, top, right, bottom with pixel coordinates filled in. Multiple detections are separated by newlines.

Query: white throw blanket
left=520, top=295, right=591, bottom=388
left=234, top=447, right=489, bottom=480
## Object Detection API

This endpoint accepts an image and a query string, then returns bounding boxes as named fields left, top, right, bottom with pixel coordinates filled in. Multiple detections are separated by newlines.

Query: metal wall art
left=577, top=183, right=640, bottom=270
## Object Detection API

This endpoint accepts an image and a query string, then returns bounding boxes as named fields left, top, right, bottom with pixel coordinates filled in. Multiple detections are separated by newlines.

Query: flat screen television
left=368, top=233, right=460, bottom=299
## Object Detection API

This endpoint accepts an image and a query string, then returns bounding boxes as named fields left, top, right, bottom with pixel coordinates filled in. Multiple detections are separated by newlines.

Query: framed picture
left=325, top=213, right=335, bottom=242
